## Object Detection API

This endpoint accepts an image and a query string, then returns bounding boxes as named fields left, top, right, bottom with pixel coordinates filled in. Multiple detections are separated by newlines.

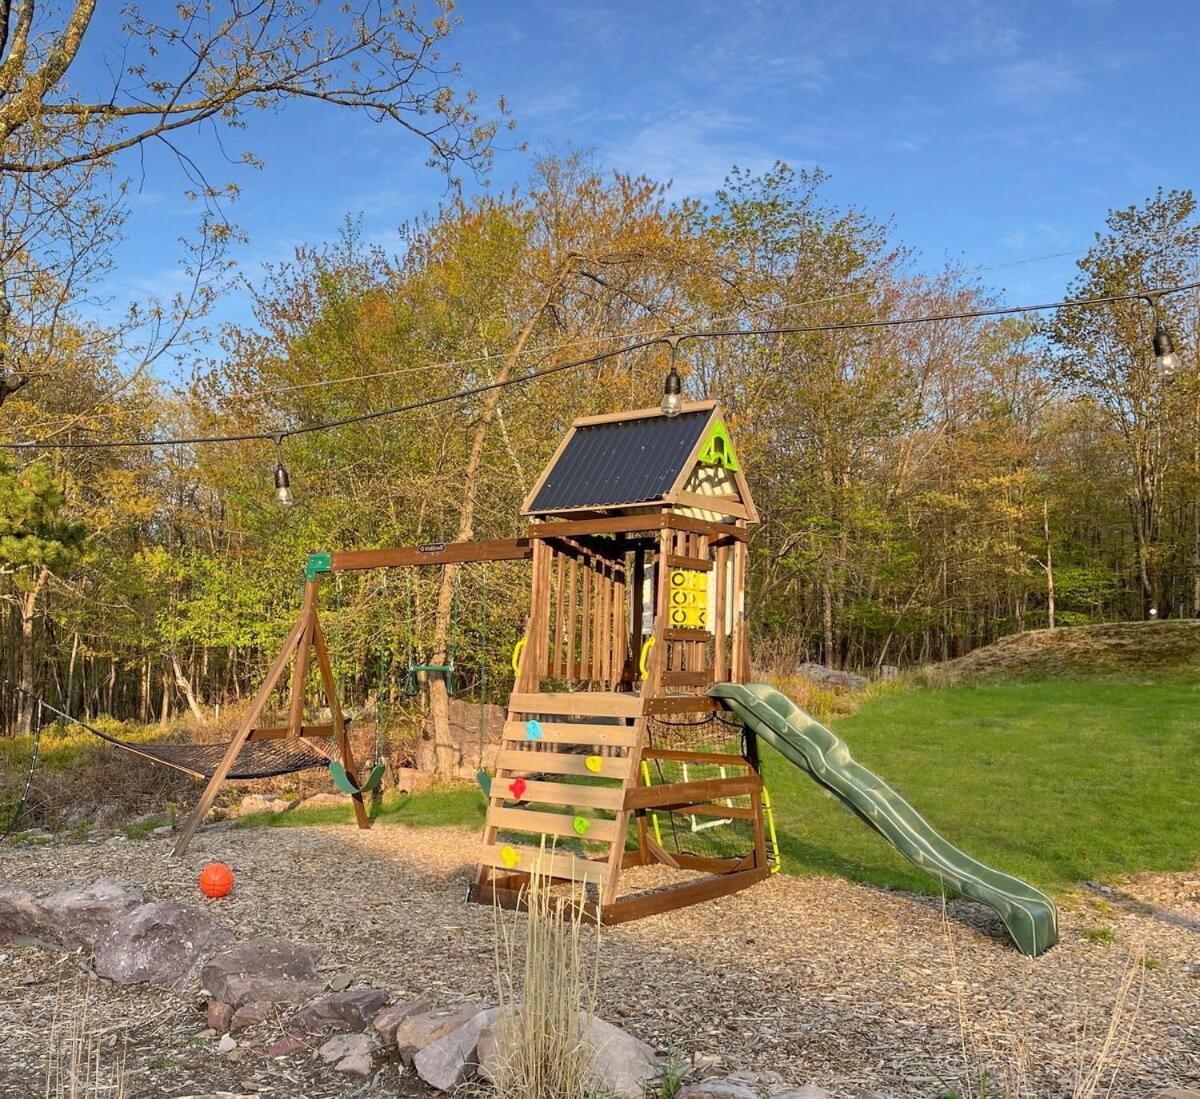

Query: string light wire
left=1, top=280, right=1194, bottom=452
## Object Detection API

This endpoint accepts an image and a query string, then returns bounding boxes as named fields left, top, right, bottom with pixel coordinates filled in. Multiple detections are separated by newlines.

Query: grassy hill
left=923, top=619, right=1200, bottom=685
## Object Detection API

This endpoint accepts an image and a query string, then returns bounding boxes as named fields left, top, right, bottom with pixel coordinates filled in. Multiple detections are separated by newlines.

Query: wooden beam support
left=329, top=538, right=532, bottom=572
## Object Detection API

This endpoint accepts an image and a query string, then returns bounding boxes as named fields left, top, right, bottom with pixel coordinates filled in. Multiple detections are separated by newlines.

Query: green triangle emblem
left=698, top=419, right=739, bottom=471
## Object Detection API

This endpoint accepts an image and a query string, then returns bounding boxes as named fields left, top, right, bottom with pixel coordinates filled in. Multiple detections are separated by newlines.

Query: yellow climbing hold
left=500, top=844, right=520, bottom=869
left=584, top=755, right=603, bottom=773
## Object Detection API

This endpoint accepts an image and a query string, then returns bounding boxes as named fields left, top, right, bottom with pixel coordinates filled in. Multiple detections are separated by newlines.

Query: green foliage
left=0, top=460, right=85, bottom=573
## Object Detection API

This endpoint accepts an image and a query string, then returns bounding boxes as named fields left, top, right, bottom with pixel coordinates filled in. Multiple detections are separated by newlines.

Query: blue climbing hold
left=526, top=719, right=543, bottom=741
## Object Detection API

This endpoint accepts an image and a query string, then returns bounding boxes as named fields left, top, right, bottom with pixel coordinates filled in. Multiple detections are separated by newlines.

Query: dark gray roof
left=526, top=409, right=710, bottom=514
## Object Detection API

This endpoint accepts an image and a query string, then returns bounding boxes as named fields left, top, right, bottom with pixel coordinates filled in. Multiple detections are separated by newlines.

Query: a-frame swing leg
left=174, top=611, right=311, bottom=856
left=311, top=611, right=370, bottom=831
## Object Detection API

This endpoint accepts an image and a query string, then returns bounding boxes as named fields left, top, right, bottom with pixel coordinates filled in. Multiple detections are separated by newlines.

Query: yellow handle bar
left=638, top=636, right=656, bottom=678
left=511, top=637, right=527, bottom=675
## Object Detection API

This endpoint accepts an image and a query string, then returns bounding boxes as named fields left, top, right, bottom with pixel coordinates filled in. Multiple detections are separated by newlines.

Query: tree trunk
left=1043, top=500, right=1055, bottom=631
left=428, top=291, right=563, bottom=778
left=15, top=567, right=50, bottom=735
left=170, top=650, right=207, bottom=724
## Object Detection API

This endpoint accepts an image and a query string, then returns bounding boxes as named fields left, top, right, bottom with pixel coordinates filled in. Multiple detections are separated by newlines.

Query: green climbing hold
left=572, top=815, right=590, bottom=837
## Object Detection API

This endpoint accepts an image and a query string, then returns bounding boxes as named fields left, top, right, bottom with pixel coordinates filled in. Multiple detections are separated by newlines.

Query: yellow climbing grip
left=511, top=637, right=527, bottom=675
left=638, top=636, right=656, bottom=678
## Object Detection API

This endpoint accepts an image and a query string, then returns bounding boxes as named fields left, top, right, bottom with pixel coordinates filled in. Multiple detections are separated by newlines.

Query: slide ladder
left=709, top=682, right=1058, bottom=956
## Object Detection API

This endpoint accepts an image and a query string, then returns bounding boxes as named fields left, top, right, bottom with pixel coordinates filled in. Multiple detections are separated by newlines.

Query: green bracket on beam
left=305, top=552, right=332, bottom=582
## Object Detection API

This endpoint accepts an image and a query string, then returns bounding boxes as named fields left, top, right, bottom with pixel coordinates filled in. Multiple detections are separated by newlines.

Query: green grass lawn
left=239, top=679, right=1200, bottom=897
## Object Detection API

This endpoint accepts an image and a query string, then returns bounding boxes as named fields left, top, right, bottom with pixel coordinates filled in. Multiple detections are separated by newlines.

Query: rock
left=586, top=1014, right=661, bottom=1099
left=263, top=1034, right=309, bottom=1058
left=229, top=1001, right=273, bottom=1032
left=793, top=662, right=868, bottom=691
left=771, top=1089, right=834, bottom=1099
left=217, top=1034, right=236, bottom=1054
left=476, top=1010, right=658, bottom=1099
left=393, top=767, right=434, bottom=793
left=150, top=826, right=174, bottom=839
left=414, top=1007, right=499, bottom=1091
left=679, top=1083, right=760, bottom=1099
left=19, top=879, right=145, bottom=951
left=0, top=886, right=41, bottom=944
left=200, top=937, right=322, bottom=1007
left=725, top=1069, right=785, bottom=1089
left=318, top=1033, right=374, bottom=1076
left=291, top=989, right=390, bottom=1034
left=395, top=1001, right=490, bottom=1063
left=231, top=793, right=298, bottom=818
left=206, top=1001, right=234, bottom=1035
left=1146, top=1092, right=1200, bottom=1099
left=372, top=997, right=434, bottom=1043
left=93, top=901, right=228, bottom=989
left=329, top=971, right=353, bottom=992
left=295, top=793, right=347, bottom=811
left=219, top=974, right=325, bottom=1009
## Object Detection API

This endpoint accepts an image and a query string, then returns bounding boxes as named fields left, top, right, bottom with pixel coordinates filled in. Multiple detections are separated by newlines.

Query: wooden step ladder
left=477, top=692, right=644, bottom=907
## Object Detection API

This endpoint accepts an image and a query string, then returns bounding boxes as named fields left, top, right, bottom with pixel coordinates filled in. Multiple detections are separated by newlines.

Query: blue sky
left=90, top=1, right=1200, bottom=375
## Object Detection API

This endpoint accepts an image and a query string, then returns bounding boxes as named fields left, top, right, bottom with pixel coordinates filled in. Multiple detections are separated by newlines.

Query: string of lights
left=1, top=282, right=1193, bottom=503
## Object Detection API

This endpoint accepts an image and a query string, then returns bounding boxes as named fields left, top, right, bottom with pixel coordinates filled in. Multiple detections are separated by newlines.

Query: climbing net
left=641, top=712, right=767, bottom=865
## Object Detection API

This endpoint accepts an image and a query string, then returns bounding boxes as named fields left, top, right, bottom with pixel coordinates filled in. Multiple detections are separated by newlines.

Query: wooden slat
left=495, top=777, right=625, bottom=810
left=502, top=720, right=640, bottom=747
left=641, top=747, right=750, bottom=767
left=668, top=801, right=757, bottom=821
left=663, top=670, right=713, bottom=687
left=674, top=491, right=752, bottom=520
left=478, top=844, right=611, bottom=884
left=665, top=628, right=709, bottom=642
left=487, top=806, right=619, bottom=843
left=508, top=692, right=642, bottom=717
left=330, top=538, right=532, bottom=571
left=644, top=695, right=721, bottom=715
left=496, top=748, right=630, bottom=780
left=529, top=515, right=747, bottom=542
left=625, top=775, right=760, bottom=811
left=665, top=554, right=713, bottom=571
left=599, top=867, right=770, bottom=924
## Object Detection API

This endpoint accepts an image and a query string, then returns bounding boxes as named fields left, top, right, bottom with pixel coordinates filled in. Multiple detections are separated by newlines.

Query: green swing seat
left=329, top=759, right=386, bottom=797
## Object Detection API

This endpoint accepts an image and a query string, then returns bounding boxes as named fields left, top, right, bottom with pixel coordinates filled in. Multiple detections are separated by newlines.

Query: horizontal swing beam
left=326, top=538, right=533, bottom=573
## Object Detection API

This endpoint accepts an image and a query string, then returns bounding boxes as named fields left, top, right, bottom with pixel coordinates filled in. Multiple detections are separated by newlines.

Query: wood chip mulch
left=1, top=824, right=1198, bottom=1098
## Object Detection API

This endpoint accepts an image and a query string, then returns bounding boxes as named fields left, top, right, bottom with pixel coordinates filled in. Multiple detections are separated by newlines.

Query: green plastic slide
left=708, top=682, right=1058, bottom=957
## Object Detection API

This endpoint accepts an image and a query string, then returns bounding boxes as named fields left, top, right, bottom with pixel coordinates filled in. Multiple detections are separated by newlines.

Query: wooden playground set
left=128, top=397, right=1055, bottom=953
left=170, top=400, right=774, bottom=923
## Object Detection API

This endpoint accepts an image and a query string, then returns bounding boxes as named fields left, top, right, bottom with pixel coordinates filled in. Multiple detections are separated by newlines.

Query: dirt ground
left=1, top=823, right=1198, bottom=1099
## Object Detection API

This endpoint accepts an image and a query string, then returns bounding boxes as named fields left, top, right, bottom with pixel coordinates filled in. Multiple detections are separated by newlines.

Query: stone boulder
left=0, top=885, right=42, bottom=944
left=290, top=989, right=390, bottom=1034
left=318, top=1033, right=374, bottom=1076
left=372, top=996, right=433, bottom=1043
left=231, top=793, right=298, bottom=819
left=394, top=1001, right=490, bottom=1063
left=476, top=1010, right=660, bottom=1099
left=792, top=662, right=868, bottom=691
left=93, top=901, right=228, bottom=989
left=229, top=1001, right=274, bottom=1032
left=417, top=698, right=504, bottom=780
left=206, top=1000, right=234, bottom=1034
left=771, top=1089, right=834, bottom=1099
left=678, top=1082, right=759, bottom=1099
left=0, top=879, right=144, bottom=951
left=200, top=937, right=323, bottom=1008
left=414, top=1007, right=499, bottom=1091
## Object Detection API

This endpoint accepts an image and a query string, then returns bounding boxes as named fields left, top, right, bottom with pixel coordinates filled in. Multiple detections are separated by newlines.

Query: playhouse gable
left=522, top=401, right=756, bottom=522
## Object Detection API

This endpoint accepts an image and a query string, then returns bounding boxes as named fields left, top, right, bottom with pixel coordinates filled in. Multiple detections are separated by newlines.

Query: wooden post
left=312, top=612, right=369, bottom=830
left=174, top=611, right=310, bottom=855
left=287, top=581, right=318, bottom=738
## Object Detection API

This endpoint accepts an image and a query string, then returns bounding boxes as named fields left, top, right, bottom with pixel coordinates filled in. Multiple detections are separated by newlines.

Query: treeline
left=1, top=158, right=1198, bottom=733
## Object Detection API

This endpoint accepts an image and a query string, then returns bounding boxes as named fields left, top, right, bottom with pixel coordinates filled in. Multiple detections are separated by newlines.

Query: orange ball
left=199, top=862, right=233, bottom=899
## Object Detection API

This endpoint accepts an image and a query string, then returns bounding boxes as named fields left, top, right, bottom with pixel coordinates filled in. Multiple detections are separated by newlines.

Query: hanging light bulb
left=661, top=336, right=683, bottom=417
left=1153, top=317, right=1182, bottom=377
left=272, top=435, right=293, bottom=507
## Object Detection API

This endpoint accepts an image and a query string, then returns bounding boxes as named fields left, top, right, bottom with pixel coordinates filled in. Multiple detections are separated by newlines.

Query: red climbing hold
left=509, top=777, right=527, bottom=800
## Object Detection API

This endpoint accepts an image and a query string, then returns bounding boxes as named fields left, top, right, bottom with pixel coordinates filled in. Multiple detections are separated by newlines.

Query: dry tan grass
left=42, top=979, right=126, bottom=1099
left=491, top=844, right=604, bottom=1099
